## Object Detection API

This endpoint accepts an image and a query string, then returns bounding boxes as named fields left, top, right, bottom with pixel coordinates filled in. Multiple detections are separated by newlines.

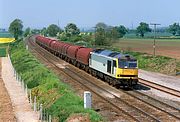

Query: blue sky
left=1, top=0, right=180, bottom=29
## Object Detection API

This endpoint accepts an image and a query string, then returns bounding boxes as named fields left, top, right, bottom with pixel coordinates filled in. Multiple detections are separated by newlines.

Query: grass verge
left=10, top=40, right=103, bottom=122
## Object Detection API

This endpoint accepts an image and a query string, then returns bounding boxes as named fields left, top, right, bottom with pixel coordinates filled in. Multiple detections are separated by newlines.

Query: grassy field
left=124, top=32, right=174, bottom=38
left=0, top=32, right=13, bottom=38
left=113, top=38, right=180, bottom=59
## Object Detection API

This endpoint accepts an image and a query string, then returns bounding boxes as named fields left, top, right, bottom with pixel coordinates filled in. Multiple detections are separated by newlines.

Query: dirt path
left=1, top=56, right=39, bottom=122
left=0, top=58, right=16, bottom=121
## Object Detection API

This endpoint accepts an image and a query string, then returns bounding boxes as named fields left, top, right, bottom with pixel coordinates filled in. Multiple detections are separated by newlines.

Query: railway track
left=138, top=78, right=180, bottom=98
left=28, top=38, right=138, bottom=121
left=28, top=36, right=180, bottom=122
left=125, top=90, right=180, bottom=119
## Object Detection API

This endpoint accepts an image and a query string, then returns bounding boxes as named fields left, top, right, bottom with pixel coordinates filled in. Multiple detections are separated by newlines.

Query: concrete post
left=34, top=96, right=37, bottom=112
left=84, top=91, right=92, bottom=109
left=43, top=109, right=45, bottom=120
left=19, top=76, right=21, bottom=83
left=39, top=104, right=43, bottom=121
left=16, top=72, right=18, bottom=81
left=21, top=80, right=24, bottom=90
left=25, top=84, right=28, bottom=97
left=29, top=90, right=32, bottom=105
left=46, top=112, right=48, bottom=121
left=49, top=115, right=52, bottom=122
left=37, top=102, right=39, bottom=111
left=14, top=69, right=16, bottom=77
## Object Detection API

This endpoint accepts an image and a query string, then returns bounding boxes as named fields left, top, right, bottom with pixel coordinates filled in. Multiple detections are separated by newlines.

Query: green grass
left=0, top=48, right=7, bottom=57
left=119, top=38, right=180, bottom=43
left=10, top=40, right=103, bottom=122
left=0, top=44, right=8, bottom=57
left=125, top=51, right=177, bottom=74
left=124, top=32, right=173, bottom=38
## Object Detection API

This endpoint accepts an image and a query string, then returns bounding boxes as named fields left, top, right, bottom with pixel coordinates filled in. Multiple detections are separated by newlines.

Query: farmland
left=113, top=38, right=180, bottom=59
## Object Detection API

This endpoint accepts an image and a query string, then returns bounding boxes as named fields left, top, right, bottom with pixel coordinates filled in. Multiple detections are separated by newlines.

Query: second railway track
left=138, top=78, right=180, bottom=98
left=27, top=36, right=180, bottom=122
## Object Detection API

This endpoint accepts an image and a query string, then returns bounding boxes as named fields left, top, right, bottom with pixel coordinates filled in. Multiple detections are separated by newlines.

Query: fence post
left=49, top=115, right=52, bottom=122
left=25, top=84, right=28, bottom=97
left=39, top=104, right=43, bottom=121
left=13, top=68, right=16, bottom=77
left=21, top=80, right=24, bottom=90
left=16, top=72, right=18, bottom=81
left=29, top=89, right=32, bottom=105
left=34, top=96, right=37, bottom=112
left=19, top=75, right=21, bottom=83
left=46, top=111, right=48, bottom=121
left=43, top=109, right=45, bottom=121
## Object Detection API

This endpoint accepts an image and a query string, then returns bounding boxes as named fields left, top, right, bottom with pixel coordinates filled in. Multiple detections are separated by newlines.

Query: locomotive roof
left=93, top=49, right=136, bottom=60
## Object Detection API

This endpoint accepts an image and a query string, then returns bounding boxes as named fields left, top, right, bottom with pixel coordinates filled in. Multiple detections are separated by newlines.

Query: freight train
left=35, top=35, right=138, bottom=87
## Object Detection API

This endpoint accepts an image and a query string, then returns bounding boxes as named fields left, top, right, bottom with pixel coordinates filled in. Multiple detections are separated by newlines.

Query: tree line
left=8, top=19, right=180, bottom=46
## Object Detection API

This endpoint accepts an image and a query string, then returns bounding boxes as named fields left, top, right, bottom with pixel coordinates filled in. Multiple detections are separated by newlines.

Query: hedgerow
left=10, top=40, right=103, bottom=122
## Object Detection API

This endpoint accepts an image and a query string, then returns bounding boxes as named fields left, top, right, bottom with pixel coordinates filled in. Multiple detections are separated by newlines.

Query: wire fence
left=9, top=55, right=52, bottom=122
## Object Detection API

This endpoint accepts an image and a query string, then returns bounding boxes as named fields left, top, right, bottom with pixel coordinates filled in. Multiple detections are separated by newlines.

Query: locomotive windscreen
left=118, top=59, right=137, bottom=68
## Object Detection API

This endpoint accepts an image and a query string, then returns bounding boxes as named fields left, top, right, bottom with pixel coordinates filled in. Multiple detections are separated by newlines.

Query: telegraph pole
left=58, top=19, right=60, bottom=36
left=150, top=23, right=161, bottom=57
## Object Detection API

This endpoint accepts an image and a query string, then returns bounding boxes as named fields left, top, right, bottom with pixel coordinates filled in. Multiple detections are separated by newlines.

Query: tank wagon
left=35, top=35, right=138, bottom=87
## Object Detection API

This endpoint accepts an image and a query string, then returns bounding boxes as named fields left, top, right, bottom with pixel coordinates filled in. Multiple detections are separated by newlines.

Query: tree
left=136, top=22, right=151, bottom=37
left=110, top=25, right=127, bottom=39
left=23, top=27, right=31, bottom=37
left=168, top=23, right=180, bottom=35
left=109, top=27, right=119, bottom=39
left=31, top=29, right=41, bottom=34
left=47, top=24, right=61, bottom=37
left=65, top=23, right=80, bottom=37
left=9, top=19, right=23, bottom=40
left=117, top=25, right=127, bottom=37
left=95, top=27, right=107, bottom=45
left=95, top=22, right=108, bottom=30
left=41, top=27, right=48, bottom=36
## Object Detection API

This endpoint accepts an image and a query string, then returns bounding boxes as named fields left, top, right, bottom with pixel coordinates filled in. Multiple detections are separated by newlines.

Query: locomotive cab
left=116, top=55, right=138, bottom=86
left=89, top=49, right=138, bottom=87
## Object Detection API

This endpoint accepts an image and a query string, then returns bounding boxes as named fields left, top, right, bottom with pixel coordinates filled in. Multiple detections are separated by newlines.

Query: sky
left=1, top=0, right=180, bottom=29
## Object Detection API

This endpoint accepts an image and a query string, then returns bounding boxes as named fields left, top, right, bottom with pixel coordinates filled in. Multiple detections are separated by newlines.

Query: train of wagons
left=35, top=35, right=138, bottom=87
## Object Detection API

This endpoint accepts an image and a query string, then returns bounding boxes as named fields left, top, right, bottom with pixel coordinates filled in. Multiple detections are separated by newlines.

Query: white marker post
left=84, top=91, right=92, bottom=109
